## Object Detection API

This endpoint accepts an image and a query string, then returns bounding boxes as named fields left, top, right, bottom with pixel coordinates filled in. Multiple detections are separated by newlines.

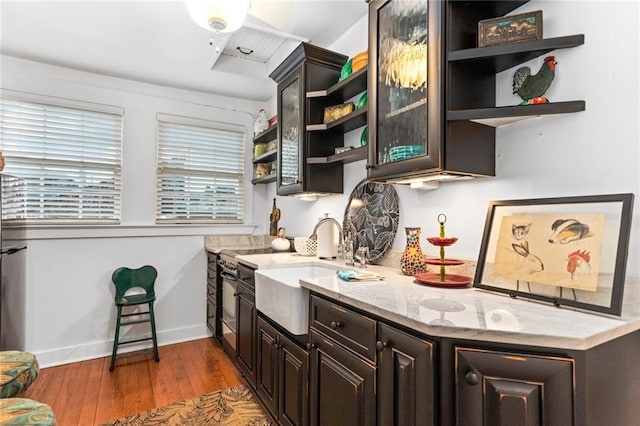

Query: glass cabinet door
left=277, top=68, right=302, bottom=194
left=368, top=0, right=442, bottom=180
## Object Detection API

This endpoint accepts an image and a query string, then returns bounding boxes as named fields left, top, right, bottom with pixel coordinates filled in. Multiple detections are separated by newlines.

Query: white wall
left=259, top=1, right=640, bottom=279
left=0, top=56, right=268, bottom=365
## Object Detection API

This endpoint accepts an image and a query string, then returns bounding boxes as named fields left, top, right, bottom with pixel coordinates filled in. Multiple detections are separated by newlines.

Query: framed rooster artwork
left=474, top=193, right=634, bottom=316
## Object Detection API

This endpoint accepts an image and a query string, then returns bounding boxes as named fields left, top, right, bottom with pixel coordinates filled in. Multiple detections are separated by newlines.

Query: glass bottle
left=400, top=227, right=428, bottom=275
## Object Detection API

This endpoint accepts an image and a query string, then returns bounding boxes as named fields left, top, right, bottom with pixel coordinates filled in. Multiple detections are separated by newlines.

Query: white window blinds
left=0, top=94, right=122, bottom=224
left=156, top=116, right=245, bottom=223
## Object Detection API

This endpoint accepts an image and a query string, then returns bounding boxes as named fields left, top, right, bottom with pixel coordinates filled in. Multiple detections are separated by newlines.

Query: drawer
left=310, top=294, right=377, bottom=363
left=237, top=263, right=255, bottom=287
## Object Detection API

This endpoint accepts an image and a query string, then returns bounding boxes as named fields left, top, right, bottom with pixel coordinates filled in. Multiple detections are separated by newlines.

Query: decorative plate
left=343, top=179, right=399, bottom=264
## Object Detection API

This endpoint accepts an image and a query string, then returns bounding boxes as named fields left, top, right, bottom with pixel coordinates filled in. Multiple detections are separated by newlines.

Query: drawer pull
left=306, top=343, right=316, bottom=350
left=375, top=341, right=388, bottom=352
left=330, top=321, right=343, bottom=330
left=465, top=371, right=480, bottom=386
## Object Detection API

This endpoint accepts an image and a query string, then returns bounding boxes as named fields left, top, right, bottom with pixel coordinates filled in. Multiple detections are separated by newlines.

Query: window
left=0, top=91, right=122, bottom=224
left=156, top=115, right=245, bottom=223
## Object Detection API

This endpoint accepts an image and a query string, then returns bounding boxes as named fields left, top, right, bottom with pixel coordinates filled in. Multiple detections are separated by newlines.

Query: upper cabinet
left=269, top=43, right=348, bottom=196
left=367, top=0, right=585, bottom=183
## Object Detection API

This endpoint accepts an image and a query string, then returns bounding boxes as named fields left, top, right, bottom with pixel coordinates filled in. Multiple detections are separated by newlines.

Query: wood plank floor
left=22, top=338, right=243, bottom=425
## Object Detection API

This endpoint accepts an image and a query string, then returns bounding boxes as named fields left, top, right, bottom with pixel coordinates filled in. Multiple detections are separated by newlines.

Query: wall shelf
left=252, top=149, right=277, bottom=164
left=307, top=66, right=368, bottom=100
left=253, top=124, right=277, bottom=144
left=307, top=146, right=367, bottom=165
left=307, top=106, right=367, bottom=133
left=251, top=174, right=276, bottom=185
left=448, top=101, right=586, bottom=127
left=448, top=35, right=585, bottom=73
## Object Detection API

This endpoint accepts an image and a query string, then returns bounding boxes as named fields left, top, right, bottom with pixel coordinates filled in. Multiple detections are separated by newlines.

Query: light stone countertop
left=236, top=252, right=640, bottom=351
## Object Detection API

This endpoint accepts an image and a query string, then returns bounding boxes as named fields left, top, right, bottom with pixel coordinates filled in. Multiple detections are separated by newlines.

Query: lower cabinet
left=455, top=347, right=574, bottom=426
left=309, top=329, right=376, bottom=426
left=236, top=281, right=256, bottom=387
left=378, top=323, right=435, bottom=426
left=257, top=315, right=309, bottom=426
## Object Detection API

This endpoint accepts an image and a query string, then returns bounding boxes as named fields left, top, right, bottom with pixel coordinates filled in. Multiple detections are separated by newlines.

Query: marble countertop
left=236, top=252, right=640, bottom=351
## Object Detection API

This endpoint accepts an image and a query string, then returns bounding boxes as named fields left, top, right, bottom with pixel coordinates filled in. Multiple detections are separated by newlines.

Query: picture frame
left=474, top=194, right=634, bottom=316
left=478, top=10, right=543, bottom=48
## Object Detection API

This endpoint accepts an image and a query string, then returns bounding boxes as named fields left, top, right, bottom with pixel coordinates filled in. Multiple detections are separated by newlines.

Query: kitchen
left=0, top=0, right=639, bottom=424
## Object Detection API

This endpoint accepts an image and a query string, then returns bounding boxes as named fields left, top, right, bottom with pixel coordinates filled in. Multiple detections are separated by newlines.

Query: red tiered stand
left=414, top=214, right=472, bottom=287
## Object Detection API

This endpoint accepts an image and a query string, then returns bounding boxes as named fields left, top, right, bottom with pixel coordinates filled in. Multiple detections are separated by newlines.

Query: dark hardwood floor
left=22, top=338, right=243, bottom=425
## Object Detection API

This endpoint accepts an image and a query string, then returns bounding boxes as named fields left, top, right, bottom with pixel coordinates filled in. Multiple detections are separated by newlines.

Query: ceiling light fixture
left=185, top=0, right=250, bottom=34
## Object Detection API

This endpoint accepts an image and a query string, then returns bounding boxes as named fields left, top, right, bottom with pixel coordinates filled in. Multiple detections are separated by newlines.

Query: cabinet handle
left=330, top=321, right=342, bottom=330
left=375, top=341, right=388, bottom=352
left=233, top=292, right=239, bottom=297
left=465, top=371, right=480, bottom=386
left=305, top=343, right=315, bottom=350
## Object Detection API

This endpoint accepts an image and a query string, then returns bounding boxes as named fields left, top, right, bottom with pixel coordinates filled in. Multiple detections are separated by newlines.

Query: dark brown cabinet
left=236, top=264, right=257, bottom=387
left=269, top=43, right=348, bottom=196
left=257, top=315, right=309, bottom=426
left=206, top=251, right=221, bottom=342
left=455, top=347, right=574, bottom=426
left=377, top=323, right=436, bottom=426
left=310, top=329, right=376, bottom=426
left=309, top=294, right=437, bottom=426
left=366, top=0, right=584, bottom=183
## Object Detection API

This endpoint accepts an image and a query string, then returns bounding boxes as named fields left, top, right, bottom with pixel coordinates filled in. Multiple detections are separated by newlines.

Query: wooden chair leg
left=109, top=305, right=122, bottom=371
left=149, top=302, right=160, bottom=362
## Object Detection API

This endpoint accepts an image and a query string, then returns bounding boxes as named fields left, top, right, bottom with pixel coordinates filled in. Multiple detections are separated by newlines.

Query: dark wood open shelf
left=447, top=100, right=586, bottom=127
left=307, top=106, right=367, bottom=133
left=252, top=149, right=277, bottom=163
left=448, top=35, right=585, bottom=73
left=253, top=124, right=277, bottom=144
left=307, top=146, right=367, bottom=165
left=307, top=67, right=367, bottom=100
left=251, top=174, right=276, bottom=185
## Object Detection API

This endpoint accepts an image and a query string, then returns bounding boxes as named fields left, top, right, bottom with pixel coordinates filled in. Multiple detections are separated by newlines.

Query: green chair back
left=111, top=265, right=157, bottom=300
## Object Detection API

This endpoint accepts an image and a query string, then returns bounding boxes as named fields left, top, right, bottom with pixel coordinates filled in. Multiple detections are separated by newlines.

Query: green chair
left=109, top=265, right=160, bottom=371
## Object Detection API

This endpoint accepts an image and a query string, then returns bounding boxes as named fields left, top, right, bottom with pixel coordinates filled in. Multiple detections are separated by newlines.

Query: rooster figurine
left=512, top=56, right=557, bottom=105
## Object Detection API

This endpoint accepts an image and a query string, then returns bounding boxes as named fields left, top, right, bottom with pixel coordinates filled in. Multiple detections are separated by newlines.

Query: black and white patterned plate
left=342, top=180, right=399, bottom=264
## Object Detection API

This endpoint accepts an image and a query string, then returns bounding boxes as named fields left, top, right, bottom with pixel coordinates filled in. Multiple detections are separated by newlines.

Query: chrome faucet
left=309, top=217, right=343, bottom=246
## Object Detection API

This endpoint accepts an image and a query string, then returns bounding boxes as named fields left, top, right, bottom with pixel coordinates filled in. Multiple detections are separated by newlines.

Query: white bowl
left=294, top=237, right=317, bottom=256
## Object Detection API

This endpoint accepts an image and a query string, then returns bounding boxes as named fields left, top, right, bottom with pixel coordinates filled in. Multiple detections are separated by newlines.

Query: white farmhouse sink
left=255, top=266, right=337, bottom=335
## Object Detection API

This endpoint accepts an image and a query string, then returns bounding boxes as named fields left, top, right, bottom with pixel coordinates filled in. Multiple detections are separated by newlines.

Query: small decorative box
left=478, top=11, right=543, bottom=47
left=323, top=102, right=355, bottom=124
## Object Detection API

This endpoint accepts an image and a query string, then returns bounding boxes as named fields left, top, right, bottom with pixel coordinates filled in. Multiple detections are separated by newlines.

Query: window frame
left=155, top=113, right=247, bottom=225
left=0, top=89, right=124, bottom=225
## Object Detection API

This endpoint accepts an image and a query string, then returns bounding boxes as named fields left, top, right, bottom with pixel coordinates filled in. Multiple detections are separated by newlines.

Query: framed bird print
left=474, top=194, right=634, bottom=316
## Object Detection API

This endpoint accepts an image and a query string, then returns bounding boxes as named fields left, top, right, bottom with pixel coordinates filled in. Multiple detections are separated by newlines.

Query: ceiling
left=0, top=1, right=368, bottom=101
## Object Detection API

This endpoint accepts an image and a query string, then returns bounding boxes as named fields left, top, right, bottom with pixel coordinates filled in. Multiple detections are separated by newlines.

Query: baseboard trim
left=34, top=325, right=211, bottom=368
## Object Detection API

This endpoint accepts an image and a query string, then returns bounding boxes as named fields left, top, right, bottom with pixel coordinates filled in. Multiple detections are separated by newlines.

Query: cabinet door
left=256, top=316, right=279, bottom=417
left=378, top=323, right=435, bottom=426
left=367, top=0, right=443, bottom=180
left=279, top=333, right=309, bottom=426
left=456, top=347, right=574, bottom=426
left=236, top=283, right=256, bottom=387
left=277, top=64, right=304, bottom=195
left=310, top=330, right=376, bottom=426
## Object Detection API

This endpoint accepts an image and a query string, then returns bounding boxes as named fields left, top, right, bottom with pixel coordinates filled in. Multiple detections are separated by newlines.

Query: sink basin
left=255, top=266, right=337, bottom=335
